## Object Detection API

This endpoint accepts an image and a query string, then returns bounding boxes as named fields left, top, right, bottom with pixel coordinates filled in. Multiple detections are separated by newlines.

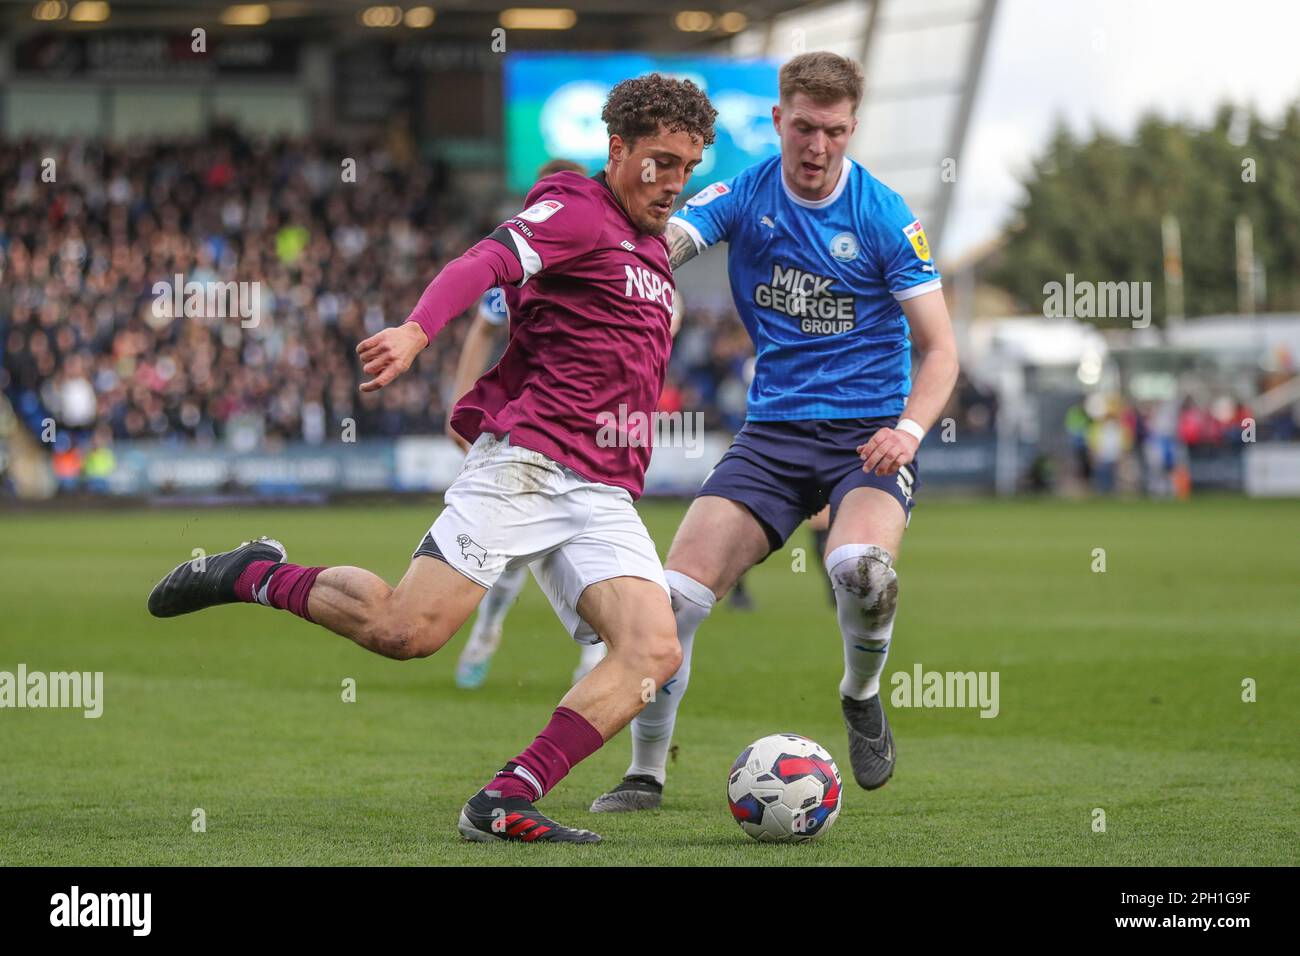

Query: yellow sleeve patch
left=902, top=219, right=931, bottom=261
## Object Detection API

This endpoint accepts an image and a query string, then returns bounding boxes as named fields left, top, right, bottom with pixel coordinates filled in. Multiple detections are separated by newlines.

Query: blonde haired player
left=591, top=52, right=959, bottom=814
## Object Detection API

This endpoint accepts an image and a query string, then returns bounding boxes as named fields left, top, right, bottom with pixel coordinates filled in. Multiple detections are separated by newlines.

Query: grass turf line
left=0, top=497, right=1296, bottom=865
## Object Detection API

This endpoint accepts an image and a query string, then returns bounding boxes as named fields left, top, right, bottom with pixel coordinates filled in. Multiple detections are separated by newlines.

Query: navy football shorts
left=697, top=417, right=919, bottom=555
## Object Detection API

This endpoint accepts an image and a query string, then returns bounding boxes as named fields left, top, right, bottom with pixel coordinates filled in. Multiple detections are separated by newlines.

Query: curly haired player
left=446, top=158, right=612, bottom=692
left=148, top=74, right=717, bottom=844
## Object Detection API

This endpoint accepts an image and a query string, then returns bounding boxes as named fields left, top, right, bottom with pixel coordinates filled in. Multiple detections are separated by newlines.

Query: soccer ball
left=727, top=733, right=842, bottom=842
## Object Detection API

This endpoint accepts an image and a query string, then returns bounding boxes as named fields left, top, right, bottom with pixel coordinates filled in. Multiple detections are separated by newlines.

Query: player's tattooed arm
left=665, top=222, right=701, bottom=271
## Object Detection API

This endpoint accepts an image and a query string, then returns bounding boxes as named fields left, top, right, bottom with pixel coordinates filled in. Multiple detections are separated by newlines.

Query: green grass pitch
left=1, top=497, right=1296, bottom=866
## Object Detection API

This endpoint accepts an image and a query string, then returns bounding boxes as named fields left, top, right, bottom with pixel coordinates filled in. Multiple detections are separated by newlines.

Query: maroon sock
left=234, top=560, right=326, bottom=622
left=490, top=706, right=605, bottom=802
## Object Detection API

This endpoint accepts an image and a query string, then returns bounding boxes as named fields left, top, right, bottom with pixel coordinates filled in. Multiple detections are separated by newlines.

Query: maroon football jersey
left=451, top=171, right=675, bottom=498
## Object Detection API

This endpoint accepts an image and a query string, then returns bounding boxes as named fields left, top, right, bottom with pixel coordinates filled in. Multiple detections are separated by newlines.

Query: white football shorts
left=414, top=432, right=669, bottom=644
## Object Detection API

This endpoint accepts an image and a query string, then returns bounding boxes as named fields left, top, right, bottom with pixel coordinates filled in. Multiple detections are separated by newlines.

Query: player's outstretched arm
left=357, top=322, right=428, bottom=393
left=356, top=238, right=523, bottom=393
left=859, top=288, right=960, bottom=476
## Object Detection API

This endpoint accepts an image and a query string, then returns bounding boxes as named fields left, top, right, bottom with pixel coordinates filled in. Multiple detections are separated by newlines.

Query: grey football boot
left=589, top=774, right=664, bottom=812
left=841, top=693, right=895, bottom=790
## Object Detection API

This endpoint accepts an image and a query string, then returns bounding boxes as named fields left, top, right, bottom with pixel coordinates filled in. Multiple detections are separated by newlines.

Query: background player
left=149, top=74, right=717, bottom=843
left=591, top=52, right=960, bottom=812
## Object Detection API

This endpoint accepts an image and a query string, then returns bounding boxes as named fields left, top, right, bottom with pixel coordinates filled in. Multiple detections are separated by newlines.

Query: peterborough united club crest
left=829, top=232, right=859, bottom=261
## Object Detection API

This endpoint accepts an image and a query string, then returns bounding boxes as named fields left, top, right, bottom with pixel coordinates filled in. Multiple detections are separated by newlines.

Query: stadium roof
left=1, top=1, right=846, bottom=45
left=729, top=0, right=998, bottom=247
left=2, top=0, right=996, bottom=245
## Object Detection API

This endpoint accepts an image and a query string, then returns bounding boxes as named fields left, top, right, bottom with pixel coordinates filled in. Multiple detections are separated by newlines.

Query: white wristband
left=895, top=418, right=926, bottom=442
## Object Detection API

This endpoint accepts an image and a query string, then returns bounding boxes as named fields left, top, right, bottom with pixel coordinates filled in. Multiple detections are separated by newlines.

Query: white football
left=727, top=733, right=843, bottom=842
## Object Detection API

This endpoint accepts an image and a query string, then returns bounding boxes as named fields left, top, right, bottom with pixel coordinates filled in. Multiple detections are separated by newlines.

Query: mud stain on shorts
left=493, top=450, right=561, bottom=495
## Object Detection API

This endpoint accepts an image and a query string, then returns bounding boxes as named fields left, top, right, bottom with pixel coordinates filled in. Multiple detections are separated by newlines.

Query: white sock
left=478, top=566, right=528, bottom=633
left=827, top=544, right=899, bottom=701
left=627, top=570, right=715, bottom=784
left=573, top=641, right=607, bottom=685
left=463, top=566, right=528, bottom=661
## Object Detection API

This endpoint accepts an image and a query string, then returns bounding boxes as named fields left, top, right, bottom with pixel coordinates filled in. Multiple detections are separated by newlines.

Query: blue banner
left=504, top=52, right=781, bottom=195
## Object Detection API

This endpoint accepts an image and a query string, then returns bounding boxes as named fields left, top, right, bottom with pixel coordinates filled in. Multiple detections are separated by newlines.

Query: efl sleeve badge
left=902, top=219, right=932, bottom=261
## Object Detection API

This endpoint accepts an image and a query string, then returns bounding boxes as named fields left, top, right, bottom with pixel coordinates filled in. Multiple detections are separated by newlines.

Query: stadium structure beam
left=930, top=0, right=998, bottom=250
left=856, top=0, right=882, bottom=84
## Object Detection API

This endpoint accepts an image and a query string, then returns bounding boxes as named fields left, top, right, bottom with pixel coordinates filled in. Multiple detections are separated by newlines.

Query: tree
left=991, top=100, right=1300, bottom=322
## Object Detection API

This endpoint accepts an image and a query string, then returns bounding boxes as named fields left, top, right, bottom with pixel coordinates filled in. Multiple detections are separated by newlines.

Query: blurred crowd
left=0, top=129, right=765, bottom=479
left=8, top=129, right=1283, bottom=502
left=1058, top=388, right=1297, bottom=496
left=1, top=128, right=462, bottom=452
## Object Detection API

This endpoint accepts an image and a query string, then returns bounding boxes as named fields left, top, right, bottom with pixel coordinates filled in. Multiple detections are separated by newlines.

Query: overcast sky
left=944, top=0, right=1300, bottom=258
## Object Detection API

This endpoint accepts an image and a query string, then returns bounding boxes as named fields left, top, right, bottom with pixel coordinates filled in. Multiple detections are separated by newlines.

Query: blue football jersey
left=671, top=155, right=941, bottom=421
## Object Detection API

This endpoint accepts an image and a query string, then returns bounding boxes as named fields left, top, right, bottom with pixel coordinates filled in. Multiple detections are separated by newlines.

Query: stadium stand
left=0, top=128, right=757, bottom=469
